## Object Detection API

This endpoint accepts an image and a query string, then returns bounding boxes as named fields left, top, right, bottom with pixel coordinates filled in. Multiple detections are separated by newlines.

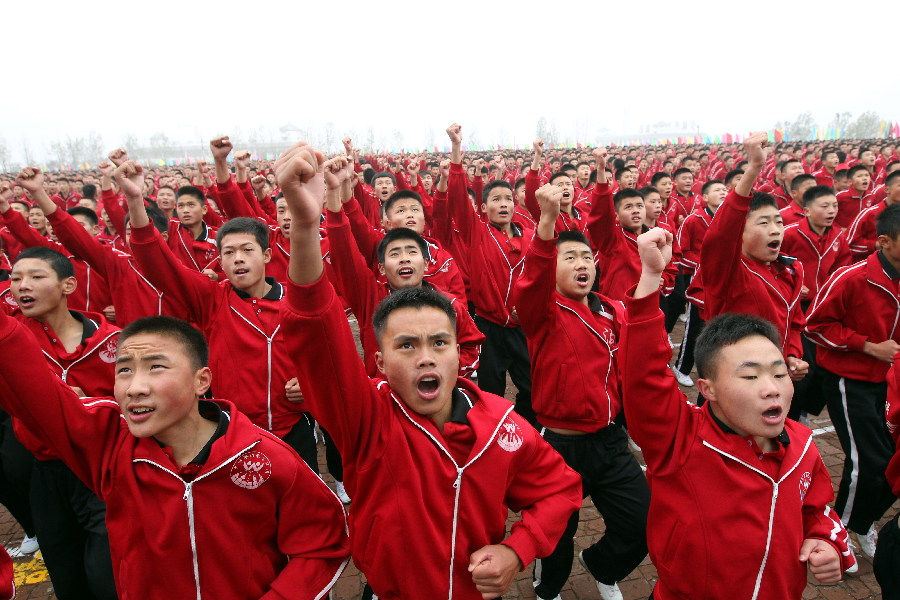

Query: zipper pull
left=773, top=483, right=779, bottom=500
left=452, top=468, right=463, bottom=489
left=183, top=482, right=193, bottom=501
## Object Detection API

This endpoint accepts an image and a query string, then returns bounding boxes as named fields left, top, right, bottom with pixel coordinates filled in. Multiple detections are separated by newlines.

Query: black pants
left=663, top=273, right=690, bottom=333
left=673, top=302, right=704, bottom=377
left=821, top=369, right=896, bottom=533
left=31, top=460, right=117, bottom=600
left=0, top=414, right=36, bottom=537
left=788, top=335, right=826, bottom=419
left=474, top=316, right=535, bottom=426
left=281, top=413, right=320, bottom=475
left=320, top=427, right=344, bottom=482
left=875, top=512, right=900, bottom=600
left=533, top=425, right=649, bottom=598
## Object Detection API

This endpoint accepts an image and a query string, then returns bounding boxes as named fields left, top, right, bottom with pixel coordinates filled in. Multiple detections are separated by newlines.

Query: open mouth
left=17, top=295, right=35, bottom=308
left=398, top=267, right=414, bottom=277
left=129, top=406, right=156, bottom=423
left=767, top=241, right=781, bottom=251
left=416, top=375, right=441, bottom=399
left=762, top=405, right=783, bottom=424
left=576, top=273, right=590, bottom=283
left=233, top=268, right=249, bottom=276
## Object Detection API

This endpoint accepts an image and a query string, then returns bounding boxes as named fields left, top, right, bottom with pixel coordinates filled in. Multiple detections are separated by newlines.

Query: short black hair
left=672, top=167, right=692, bottom=179
left=514, top=177, right=526, bottom=192
left=614, top=188, right=644, bottom=209
left=372, top=171, right=397, bottom=186
left=779, top=158, right=801, bottom=172
left=175, top=186, right=206, bottom=205
left=724, top=169, right=745, bottom=187
left=383, top=190, right=423, bottom=216
left=67, top=206, right=99, bottom=227
left=81, top=183, right=98, bottom=200
left=548, top=171, right=571, bottom=185
left=876, top=203, right=900, bottom=240
left=650, top=172, right=671, bottom=186
left=802, top=185, right=836, bottom=208
left=575, top=161, right=591, bottom=170
left=372, top=286, right=456, bottom=349
left=376, top=227, right=428, bottom=264
left=701, top=180, right=724, bottom=196
left=556, top=230, right=591, bottom=249
left=14, top=247, right=75, bottom=280
left=695, top=313, right=782, bottom=379
left=120, top=316, right=209, bottom=370
left=216, top=217, right=269, bottom=250
left=790, top=173, right=815, bottom=192
left=885, top=170, right=900, bottom=188
left=638, top=186, right=660, bottom=199
left=821, top=149, right=838, bottom=162
left=847, top=165, right=869, bottom=180
left=482, top=180, right=513, bottom=203
left=748, top=192, right=779, bottom=213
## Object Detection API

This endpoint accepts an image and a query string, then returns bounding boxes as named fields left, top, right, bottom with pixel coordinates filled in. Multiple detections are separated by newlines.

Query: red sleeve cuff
left=624, top=286, right=662, bottom=322
left=529, top=235, right=557, bottom=258
left=450, top=163, right=465, bottom=173
left=324, top=209, right=348, bottom=226
left=216, top=177, right=236, bottom=193
left=502, top=528, right=539, bottom=570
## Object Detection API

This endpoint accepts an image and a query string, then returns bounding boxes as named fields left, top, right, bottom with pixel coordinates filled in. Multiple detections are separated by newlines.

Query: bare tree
left=845, top=111, right=882, bottom=139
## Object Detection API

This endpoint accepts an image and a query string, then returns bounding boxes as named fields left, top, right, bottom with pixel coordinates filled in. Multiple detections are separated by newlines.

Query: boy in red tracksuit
left=524, top=141, right=589, bottom=236
left=622, top=227, right=855, bottom=600
left=116, top=162, right=318, bottom=472
left=17, top=170, right=184, bottom=327
left=166, top=185, right=220, bottom=277
left=0, top=311, right=350, bottom=600
left=1, top=179, right=113, bottom=315
left=586, top=149, right=677, bottom=302
left=782, top=185, right=851, bottom=307
left=671, top=179, right=728, bottom=387
left=444, top=124, right=538, bottom=426
left=847, top=170, right=900, bottom=262
left=323, top=160, right=483, bottom=377
left=805, top=203, right=900, bottom=558
left=8, top=245, right=119, bottom=600
left=515, top=184, right=649, bottom=600
left=878, top=359, right=900, bottom=596
left=687, top=133, right=808, bottom=383
left=277, top=143, right=581, bottom=600
left=835, top=165, right=876, bottom=230
left=779, top=174, right=817, bottom=227
left=665, top=167, right=697, bottom=226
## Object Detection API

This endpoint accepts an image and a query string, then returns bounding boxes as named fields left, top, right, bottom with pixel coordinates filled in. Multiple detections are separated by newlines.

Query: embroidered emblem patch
left=497, top=418, right=524, bottom=453
left=799, top=471, right=812, bottom=502
left=230, top=450, right=272, bottom=490
left=98, top=338, right=118, bottom=363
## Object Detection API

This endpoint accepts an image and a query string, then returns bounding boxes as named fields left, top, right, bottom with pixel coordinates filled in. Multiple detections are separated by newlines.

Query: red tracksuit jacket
left=585, top=182, right=677, bottom=301
left=46, top=208, right=185, bottom=326
left=448, top=162, right=534, bottom=327
left=2, top=208, right=112, bottom=313
left=129, top=223, right=304, bottom=437
left=835, top=188, right=876, bottom=230
left=805, top=252, right=900, bottom=382
left=11, top=309, right=119, bottom=461
left=689, top=190, right=806, bottom=359
left=846, top=200, right=889, bottom=263
left=281, top=274, right=582, bottom=600
left=675, top=207, right=714, bottom=274
left=781, top=219, right=851, bottom=301
left=665, top=191, right=698, bottom=226
left=324, top=208, right=483, bottom=378
left=886, top=359, right=900, bottom=497
left=779, top=203, right=806, bottom=227
left=514, top=236, right=622, bottom=431
left=620, top=291, right=855, bottom=600
left=0, top=312, right=350, bottom=599
left=166, top=220, right=220, bottom=274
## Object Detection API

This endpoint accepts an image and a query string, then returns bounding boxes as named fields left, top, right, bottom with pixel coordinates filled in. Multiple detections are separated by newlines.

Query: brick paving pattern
left=3, top=321, right=898, bottom=599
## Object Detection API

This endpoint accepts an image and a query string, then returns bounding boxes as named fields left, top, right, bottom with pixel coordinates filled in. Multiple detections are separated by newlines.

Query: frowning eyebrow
left=737, top=360, right=785, bottom=369
left=393, top=332, right=453, bottom=343
left=115, top=354, right=170, bottom=364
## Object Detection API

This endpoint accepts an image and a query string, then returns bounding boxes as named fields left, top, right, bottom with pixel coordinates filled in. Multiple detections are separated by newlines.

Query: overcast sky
left=2, top=0, right=898, bottom=163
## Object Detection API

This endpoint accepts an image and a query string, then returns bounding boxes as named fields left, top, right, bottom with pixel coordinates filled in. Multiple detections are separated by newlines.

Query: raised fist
left=446, top=123, right=462, bottom=144
left=15, top=167, right=44, bottom=194
left=210, top=136, right=234, bottom=161
left=108, top=148, right=129, bottom=167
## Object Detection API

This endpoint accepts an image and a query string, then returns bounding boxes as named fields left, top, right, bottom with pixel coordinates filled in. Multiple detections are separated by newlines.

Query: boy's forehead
left=382, top=306, right=454, bottom=337
left=557, top=240, right=592, bottom=255
left=119, top=332, right=184, bottom=357
left=221, top=232, right=262, bottom=249
left=11, top=258, right=53, bottom=275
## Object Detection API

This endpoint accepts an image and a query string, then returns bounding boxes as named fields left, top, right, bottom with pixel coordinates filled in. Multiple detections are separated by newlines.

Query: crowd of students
left=0, top=126, right=897, bottom=600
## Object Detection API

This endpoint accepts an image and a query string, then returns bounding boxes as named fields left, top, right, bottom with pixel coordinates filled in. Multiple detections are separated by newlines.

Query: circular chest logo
left=99, top=338, right=118, bottom=363
left=230, top=450, right=272, bottom=490
left=799, top=471, right=812, bottom=502
left=497, top=418, right=524, bottom=453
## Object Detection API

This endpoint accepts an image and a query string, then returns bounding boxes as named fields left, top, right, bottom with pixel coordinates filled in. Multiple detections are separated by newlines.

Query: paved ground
left=3, top=321, right=898, bottom=599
